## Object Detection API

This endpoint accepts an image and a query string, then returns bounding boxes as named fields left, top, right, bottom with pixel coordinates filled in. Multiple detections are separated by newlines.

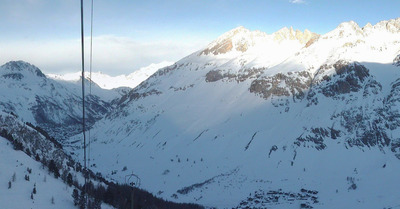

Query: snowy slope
left=0, top=136, right=77, bottom=209
left=66, top=18, right=400, bottom=208
left=0, top=111, right=113, bottom=209
left=47, top=61, right=173, bottom=90
left=0, top=61, right=119, bottom=140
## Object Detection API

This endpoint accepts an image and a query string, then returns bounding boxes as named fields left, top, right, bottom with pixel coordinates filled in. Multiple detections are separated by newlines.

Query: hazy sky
left=0, top=0, right=398, bottom=75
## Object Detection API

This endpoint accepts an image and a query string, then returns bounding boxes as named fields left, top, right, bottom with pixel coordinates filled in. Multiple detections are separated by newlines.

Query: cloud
left=290, top=0, right=306, bottom=4
left=0, top=36, right=208, bottom=76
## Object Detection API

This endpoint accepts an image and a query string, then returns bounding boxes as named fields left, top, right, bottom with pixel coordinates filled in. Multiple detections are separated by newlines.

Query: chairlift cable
left=80, top=0, right=88, bottom=203
left=88, top=0, right=94, bottom=179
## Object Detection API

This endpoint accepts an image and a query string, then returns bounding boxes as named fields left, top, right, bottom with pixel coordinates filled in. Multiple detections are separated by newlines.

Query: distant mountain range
left=46, top=61, right=173, bottom=90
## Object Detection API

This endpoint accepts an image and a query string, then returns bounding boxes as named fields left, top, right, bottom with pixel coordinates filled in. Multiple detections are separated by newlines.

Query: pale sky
left=0, top=0, right=398, bottom=75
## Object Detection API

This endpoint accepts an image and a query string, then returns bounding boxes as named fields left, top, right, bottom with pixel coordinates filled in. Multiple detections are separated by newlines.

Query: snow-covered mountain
left=47, top=61, right=173, bottom=90
left=0, top=61, right=119, bottom=141
left=65, top=18, right=400, bottom=208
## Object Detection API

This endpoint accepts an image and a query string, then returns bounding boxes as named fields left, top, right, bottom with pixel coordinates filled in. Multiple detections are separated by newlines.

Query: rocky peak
left=200, top=26, right=318, bottom=56
left=326, top=21, right=364, bottom=38
left=374, top=18, right=400, bottom=33
left=200, top=26, right=266, bottom=55
left=394, top=54, right=400, bottom=67
left=273, top=27, right=318, bottom=44
left=363, top=22, right=373, bottom=29
left=1, top=61, right=46, bottom=79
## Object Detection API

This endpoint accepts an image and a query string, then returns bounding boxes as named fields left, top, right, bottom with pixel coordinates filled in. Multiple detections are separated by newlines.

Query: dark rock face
left=295, top=127, right=340, bottom=150
left=205, top=70, right=224, bottom=82
left=394, top=54, right=400, bottom=67
left=305, top=61, right=381, bottom=107
left=2, top=73, right=24, bottom=80
left=205, top=68, right=265, bottom=83
left=339, top=107, right=390, bottom=149
left=320, top=61, right=370, bottom=97
left=250, top=71, right=312, bottom=101
left=383, top=78, right=400, bottom=130
left=154, top=64, right=178, bottom=77
left=118, top=89, right=162, bottom=107
left=291, top=62, right=398, bottom=152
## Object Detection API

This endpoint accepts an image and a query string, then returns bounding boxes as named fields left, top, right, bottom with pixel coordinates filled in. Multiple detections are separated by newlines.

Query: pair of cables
left=80, top=0, right=94, bottom=204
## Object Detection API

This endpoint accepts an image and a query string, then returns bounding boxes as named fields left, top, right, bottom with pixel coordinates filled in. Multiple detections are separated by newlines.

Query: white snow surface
left=63, top=17, right=400, bottom=208
left=0, top=136, right=112, bottom=209
left=47, top=61, right=173, bottom=90
left=0, top=136, right=75, bottom=209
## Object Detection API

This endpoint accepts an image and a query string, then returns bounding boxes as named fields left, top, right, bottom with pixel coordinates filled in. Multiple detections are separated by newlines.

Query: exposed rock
left=205, top=70, right=224, bottom=82
left=2, top=73, right=24, bottom=80
left=202, top=39, right=234, bottom=55
left=305, top=35, right=320, bottom=48
left=374, top=18, right=400, bottom=33
left=200, top=26, right=256, bottom=55
left=250, top=71, right=312, bottom=101
left=294, top=127, right=339, bottom=150
left=316, top=61, right=371, bottom=97
left=393, top=54, right=400, bottom=66
left=200, top=26, right=318, bottom=55
left=274, top=27, right=319, bottom=44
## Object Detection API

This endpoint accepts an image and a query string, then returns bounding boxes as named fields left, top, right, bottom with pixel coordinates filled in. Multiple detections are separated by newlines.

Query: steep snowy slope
left=0, top=111, right=115, bottom=209
left=0, top=61, right=119, bottom=141
left=67, top=18, right=400, bottom=208
left=47, top=61, right=173, bottom=90
left=0, top=136, right=78, bottom=209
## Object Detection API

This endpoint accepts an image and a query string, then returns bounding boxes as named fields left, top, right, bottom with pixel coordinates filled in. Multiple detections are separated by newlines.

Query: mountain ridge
left=46, top=61, right=173, bottom=90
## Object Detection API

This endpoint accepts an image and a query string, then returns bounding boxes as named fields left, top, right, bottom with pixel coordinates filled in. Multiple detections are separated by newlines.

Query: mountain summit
left=200, top=26, right=318, bottom=56
left=1, top=61, right=46, bottom=80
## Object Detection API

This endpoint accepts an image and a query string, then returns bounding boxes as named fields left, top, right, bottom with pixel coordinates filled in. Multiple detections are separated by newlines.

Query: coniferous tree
left=8, top=181, right=11, bottom=189
left=33, top=184, right=37, bottom=194
left=48, top=160, right=60, bottom=178
left=25, top=148, right=32, bottom=157
left=87, top=199, right=93, bottom=209
left=93, top=198, right=101, bottom=209
left=12, top=172, right=16, bottom=182
left=61, top=169, right=68, bottom=182
left=35, top=153, right=40, bottom=161
left=67, top=173, right=73, bottom=186
left=72, top=189, right=80, bottom=206
left=79, top=190, right=86, bottom=209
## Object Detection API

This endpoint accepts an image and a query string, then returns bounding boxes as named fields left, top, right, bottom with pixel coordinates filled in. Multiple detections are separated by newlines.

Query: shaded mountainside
left=63, top=18, right=400, bottom=208
left=0, top=61, right=118, bottom=141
